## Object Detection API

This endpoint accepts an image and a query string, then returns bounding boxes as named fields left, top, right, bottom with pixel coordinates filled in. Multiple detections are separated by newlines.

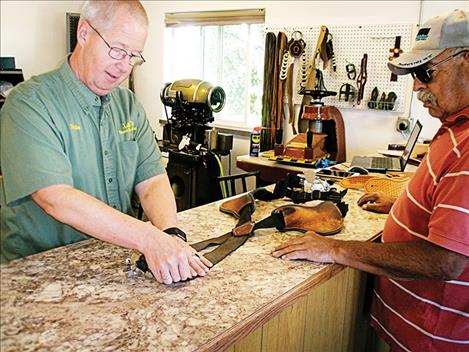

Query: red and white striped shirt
left=371, top=107, right=469, bottom=352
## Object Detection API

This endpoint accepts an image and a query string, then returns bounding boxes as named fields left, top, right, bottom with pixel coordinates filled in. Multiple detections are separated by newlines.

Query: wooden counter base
left=224, top=266, right=370, bottom=352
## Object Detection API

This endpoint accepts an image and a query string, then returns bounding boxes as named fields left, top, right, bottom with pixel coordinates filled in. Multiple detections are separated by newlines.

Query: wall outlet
left=396, top=117, right=410, bottom=132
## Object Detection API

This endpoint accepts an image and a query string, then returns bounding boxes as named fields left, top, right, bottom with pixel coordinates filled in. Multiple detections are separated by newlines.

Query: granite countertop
left=0, top=189, right=387, bottom=351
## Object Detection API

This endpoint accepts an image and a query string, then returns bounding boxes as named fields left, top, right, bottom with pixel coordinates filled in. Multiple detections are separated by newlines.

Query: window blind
left=165, top=9, right=265, bottom=27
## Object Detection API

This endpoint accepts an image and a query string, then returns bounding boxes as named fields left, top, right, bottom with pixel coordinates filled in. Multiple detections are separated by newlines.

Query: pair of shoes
left=367, top=87, right=379, bottom=109
left=385, top=92, right=397, bottom=110
left=377, top=92, right=387, bottom=109
left=368, top=89, right=398, bottom=110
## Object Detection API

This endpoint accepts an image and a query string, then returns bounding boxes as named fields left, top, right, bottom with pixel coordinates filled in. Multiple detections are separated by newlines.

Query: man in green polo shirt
left=0, top=0, right=212, bottom=285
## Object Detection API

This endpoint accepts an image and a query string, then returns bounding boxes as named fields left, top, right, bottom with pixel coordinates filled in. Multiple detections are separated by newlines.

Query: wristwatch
left=163, top=227, right=187, bottom=242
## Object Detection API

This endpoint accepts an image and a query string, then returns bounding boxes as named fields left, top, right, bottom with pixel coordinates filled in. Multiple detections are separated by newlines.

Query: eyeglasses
left=88, top=23, right=145, bottom=66
left=411, top=50, right=467, bottom=83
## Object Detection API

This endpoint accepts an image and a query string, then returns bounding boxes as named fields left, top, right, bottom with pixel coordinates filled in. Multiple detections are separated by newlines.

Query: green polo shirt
left=0, top=59, right=165, bottom=262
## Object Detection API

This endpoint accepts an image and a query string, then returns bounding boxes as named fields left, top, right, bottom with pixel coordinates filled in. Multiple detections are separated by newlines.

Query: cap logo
left=416, top=28, right=430, bottom=41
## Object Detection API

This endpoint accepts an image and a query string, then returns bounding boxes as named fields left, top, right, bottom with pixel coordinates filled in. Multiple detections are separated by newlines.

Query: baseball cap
left=388, top=9, right=469, bottom=75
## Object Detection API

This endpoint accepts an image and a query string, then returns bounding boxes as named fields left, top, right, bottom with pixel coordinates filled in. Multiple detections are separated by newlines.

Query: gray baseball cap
left=388, top=9, right=469, bottom=75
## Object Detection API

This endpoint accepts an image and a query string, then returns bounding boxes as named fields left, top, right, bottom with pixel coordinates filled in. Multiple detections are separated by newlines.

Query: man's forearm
left=332, top=239, right=469, bottom=280
left=135, top=174, right=178, bottom=230
left=32, top=184, right=156, bottom=253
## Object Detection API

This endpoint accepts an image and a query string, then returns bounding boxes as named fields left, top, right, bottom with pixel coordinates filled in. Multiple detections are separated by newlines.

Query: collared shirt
left=0, top=58, right=165, bottom=262
left=371, top=107, right=469, bottom=351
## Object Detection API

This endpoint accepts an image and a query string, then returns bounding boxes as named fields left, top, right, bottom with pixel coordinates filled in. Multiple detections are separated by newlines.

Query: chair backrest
left=217, top=171, right=260, bottom=198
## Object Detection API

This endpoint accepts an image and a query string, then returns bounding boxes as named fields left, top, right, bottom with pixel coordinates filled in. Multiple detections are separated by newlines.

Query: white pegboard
left=266, top=24, right=415, bottom=113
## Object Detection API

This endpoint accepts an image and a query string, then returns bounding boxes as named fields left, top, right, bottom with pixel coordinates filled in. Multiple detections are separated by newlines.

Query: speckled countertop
left=1, top=189, right=387, bottom=352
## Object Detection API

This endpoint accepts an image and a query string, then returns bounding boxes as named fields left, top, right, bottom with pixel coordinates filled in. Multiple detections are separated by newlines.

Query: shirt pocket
left=117, top=141, right=139, bottom=193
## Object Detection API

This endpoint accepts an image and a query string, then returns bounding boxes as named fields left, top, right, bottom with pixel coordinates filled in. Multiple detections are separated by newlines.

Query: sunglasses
left=410, top=50, right=467, bottom=83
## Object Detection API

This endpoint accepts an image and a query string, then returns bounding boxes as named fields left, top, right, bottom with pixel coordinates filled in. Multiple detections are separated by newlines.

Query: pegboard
left=266, top=24, right=415, bottom=113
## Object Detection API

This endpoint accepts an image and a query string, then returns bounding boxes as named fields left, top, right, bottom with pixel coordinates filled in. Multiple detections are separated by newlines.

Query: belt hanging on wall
left=356, top=53, right=368, bottom=105
left=275, top=32, right=288, bottom=142
left=280, top=30, right=307, bottom=134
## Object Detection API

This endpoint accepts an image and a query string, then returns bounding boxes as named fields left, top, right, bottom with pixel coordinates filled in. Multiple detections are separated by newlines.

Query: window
left=163, top=9, right=265, bottom=129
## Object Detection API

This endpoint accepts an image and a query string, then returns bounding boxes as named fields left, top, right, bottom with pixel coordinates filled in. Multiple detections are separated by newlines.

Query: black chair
left=217, top=170, right=260, bottom=198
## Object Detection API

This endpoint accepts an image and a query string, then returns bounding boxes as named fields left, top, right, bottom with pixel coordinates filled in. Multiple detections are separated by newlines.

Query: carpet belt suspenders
left=135, top=187, right=348, bottom=271
left=191, top=192, right=346, bottom=265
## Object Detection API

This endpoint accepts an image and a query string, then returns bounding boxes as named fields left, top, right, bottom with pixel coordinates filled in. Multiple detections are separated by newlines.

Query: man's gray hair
left=80, top=0, right=148, bottom=30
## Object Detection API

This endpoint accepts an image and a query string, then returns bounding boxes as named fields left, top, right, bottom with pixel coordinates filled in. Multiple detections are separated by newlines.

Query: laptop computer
left=351, top=120, right=423, bottom=172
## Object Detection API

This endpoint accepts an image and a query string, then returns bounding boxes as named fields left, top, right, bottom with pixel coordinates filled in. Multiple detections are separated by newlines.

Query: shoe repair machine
left=160, top=79, right=232, bottom=211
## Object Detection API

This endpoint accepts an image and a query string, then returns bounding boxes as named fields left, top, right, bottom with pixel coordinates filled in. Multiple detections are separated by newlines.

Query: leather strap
left=191, top=205, right=255, bottom=265
left=190, top=196, right=347, bottom=266
left=135, top=191, right=348, bottom=270
left=286, top=64, right=297, bottom=134
left=304, top=26, right=327, bottom=92
left=276, top=33, right=288, bottom=137
left=232, top=221, right=255, bottom=237
left=356, top=53, right=368, bottom=105
left=219, top=193, right=255, bottom=218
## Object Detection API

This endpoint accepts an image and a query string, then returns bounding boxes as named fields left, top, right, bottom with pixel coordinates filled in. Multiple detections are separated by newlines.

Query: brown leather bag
left=273, top=201, right=343, bottom=235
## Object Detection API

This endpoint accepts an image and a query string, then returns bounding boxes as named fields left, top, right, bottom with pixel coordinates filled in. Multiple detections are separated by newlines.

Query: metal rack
left=266, top=23, right=415, bottom=113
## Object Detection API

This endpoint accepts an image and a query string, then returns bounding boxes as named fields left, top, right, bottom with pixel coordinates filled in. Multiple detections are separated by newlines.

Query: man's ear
left=76, top=20, right=90, bottom=47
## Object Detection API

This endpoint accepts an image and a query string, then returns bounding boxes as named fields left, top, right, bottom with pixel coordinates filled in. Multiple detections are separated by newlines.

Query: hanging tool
left=356, top=53, right=368, bottom=105
left=389, top=36, right=403, bottom=82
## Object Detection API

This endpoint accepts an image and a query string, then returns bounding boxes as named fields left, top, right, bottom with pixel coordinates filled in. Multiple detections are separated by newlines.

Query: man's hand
left=357, top=192, right=395, bottom=213
left=142, top=230, right=212, bottom=285
left=271, top=231, right=337, bottom=263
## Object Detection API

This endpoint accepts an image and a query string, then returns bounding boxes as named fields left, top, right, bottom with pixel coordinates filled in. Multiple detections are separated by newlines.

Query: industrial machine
left=0, top=57, right=24, bottom=110
left=298, top=87, right=346, bottom=163
left=160, top=79, right=231, bottom=211
left=273, top=70, right=346, bottom=164
left=161, top=79, right=225, bottom=148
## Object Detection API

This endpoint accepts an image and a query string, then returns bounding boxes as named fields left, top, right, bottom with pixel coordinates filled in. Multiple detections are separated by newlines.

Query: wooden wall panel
left=225, top=267, right=372, bottom=352
left=303, top=268, right=349, bottom=351
left=261, top=312, right=280, bottom=351
left=234, top=326, right=262, bottom=352
left=275, top=296, right=307, bottom=352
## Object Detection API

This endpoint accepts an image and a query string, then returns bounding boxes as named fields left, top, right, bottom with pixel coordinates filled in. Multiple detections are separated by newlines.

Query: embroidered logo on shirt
left=119, top=121, right=137, bottom=134
left=69, top=123, right=81, bottom=131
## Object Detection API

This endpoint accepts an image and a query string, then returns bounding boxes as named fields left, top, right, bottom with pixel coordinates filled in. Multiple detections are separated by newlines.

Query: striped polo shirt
left=371, top=107, right=469, bottom=351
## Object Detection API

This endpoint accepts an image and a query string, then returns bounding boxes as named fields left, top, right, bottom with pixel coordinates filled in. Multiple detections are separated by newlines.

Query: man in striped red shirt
left=272, top=10, right=469, bottom=351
